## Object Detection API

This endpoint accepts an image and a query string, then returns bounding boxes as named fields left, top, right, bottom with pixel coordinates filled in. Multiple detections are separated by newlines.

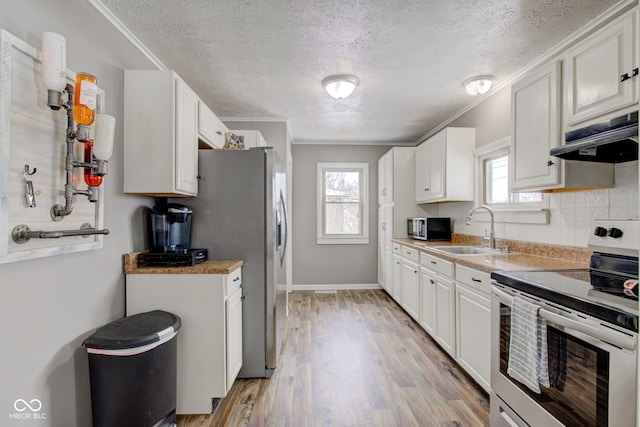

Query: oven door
left=491, top=284, right=637, bottom=427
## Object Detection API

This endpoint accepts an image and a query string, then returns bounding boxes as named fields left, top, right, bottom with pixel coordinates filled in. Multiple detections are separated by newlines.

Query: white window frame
left=317, top=162, right=369, bottom=244
left=474, top=137, right=550, bottom=224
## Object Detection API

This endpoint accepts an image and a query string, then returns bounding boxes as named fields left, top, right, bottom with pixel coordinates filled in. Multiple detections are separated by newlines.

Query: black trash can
left=83, top=310, right=181, bottom=427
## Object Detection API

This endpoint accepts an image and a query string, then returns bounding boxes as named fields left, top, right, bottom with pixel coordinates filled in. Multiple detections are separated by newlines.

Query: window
left=475, top=137, right=549, bottom=224
left=317, top=162, right=369, bottom=244
left=483, top=152, right=543, bottom=207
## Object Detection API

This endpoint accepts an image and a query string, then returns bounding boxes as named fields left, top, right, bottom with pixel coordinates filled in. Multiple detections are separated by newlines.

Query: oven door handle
left=492, top=286, right=636, bottom=351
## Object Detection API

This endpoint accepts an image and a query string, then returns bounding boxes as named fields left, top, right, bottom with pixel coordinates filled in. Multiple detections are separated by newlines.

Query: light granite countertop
left=123, top=251, right=244, bottom=275
left=392, top=237, right=590, bottom=274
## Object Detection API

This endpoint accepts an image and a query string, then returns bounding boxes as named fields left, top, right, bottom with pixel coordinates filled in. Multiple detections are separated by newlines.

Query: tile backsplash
left=444, top=161, right=639, bottom=248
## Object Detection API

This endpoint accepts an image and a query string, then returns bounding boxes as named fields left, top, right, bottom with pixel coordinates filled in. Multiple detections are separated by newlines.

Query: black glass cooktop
left=491, top=269, right=638, bottom=332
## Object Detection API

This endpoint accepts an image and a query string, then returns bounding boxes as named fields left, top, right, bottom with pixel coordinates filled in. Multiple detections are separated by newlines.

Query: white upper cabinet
left=511, top=61, right=563, bottom=191
left=378, top=150, right=394, bottom=205
left=124, top=70, right=199, bottom=196
left=415, top=127, right=475, bottom=204
left=564, top=9, right=638, bottom=127
left=198, top=100, right=228, bottom=149
left=230, top=130, right=268, bottom=149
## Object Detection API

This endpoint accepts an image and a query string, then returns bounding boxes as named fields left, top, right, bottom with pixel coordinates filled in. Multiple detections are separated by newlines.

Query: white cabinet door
left=427, top=131, right=445, bottom=200
left=377, top=243, right=385, bottom=289
left=414, top=141, right=429, bottom=201
left=384, top=150, right=394, bottom=203
left=419, top=267, right=436, bottom=336
left=392, top=253, right=402, bottom=303
left=198, top=100, right=228, bottom=149
left=511, top=61, right=562, bottom=191
left=378, top=156, right=386, bottom=204
left=564, top=10, right=638, bottom=126
left=124, top=70, right=199, bottom=196
left=401, top=259, right=420, bottom=320
left=175, top=79, right=199, bottom=195
left=455, top=282, right=490, bottom=392
left=415, top=128, right=474, bottom=203
left=225, top=286, right=243, bottom=391
left=434, top=275, right=455, bottom=357
left=384, top=246, right=393, bottom=295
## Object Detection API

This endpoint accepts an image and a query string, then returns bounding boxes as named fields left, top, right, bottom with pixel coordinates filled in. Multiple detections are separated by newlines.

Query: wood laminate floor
left=177, top=289, right=489, bottom=427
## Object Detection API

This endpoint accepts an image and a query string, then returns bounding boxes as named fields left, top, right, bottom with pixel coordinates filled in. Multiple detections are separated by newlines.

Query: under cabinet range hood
left=550, top=111, right=638, bottom=163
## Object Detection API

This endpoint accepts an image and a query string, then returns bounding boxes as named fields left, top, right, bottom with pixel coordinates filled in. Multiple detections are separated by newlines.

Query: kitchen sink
left=430, top=246, right=504, bottom=255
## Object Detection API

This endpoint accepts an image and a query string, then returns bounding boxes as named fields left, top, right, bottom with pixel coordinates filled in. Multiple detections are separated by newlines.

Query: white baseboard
left=292, top=283, right=381, bottom=291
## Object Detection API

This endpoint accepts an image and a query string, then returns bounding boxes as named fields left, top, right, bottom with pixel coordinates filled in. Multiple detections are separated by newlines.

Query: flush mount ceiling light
left=463, top=75, right=494, bottom=96
left=322, top=74, right=359, bottom=99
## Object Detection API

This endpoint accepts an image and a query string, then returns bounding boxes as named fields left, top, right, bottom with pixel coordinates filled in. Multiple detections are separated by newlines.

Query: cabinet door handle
left=471, top=277, right=482, bottom=283
left=414, top=270, right=417, bottom=274
left=430, top=261, right=437, bottom=265
left=241, top=295, right=246, bottom=301
left=233, top=277, right=240, bottom=282
left=425, top=188, right=430, bottom=191
left=632, top=68, right=639, bottom=78
left=430, top=279, right=436, bottom=285
left=621, top=72, right=631, bottom=82
left=547, top=160, right=555, bottom=166
left=216, top=130, right=223, bottom=135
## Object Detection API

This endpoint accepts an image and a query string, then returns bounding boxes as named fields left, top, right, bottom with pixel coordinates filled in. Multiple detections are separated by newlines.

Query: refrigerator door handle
left=279, top=190, right=288, bottom=267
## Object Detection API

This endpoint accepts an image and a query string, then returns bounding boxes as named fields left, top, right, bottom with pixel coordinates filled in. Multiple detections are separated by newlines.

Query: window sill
left=317, top=237, right=370, bottom=245
left=470, top=209, right=550, bottom=225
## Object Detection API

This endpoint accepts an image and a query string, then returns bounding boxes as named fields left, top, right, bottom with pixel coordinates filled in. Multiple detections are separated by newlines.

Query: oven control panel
left=588, top=220, right=639, bottom=256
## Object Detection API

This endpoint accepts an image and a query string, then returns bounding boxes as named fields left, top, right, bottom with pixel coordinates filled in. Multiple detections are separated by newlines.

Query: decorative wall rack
left=0, top=29, right=111, bottom=264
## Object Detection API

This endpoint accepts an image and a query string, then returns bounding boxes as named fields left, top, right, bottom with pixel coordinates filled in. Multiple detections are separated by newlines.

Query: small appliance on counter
left=407, top=217, right=451, bottom=241
left=138, top=203, right=208, bottom=267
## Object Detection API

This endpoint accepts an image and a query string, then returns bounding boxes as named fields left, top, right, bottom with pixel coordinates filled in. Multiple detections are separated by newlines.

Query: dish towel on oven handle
left=507, top=296, right=550, bottom=393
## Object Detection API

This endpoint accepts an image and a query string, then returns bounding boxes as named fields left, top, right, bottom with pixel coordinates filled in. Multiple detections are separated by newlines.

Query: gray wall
left=0, top=1, right=156, bottom=425
left=447, top=85, right=511, bottom=148
left=292, top=144, right=391, bottom=286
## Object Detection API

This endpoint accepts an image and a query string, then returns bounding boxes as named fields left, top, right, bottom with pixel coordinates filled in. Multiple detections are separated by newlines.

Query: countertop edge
left=123, top=252, right=244, bottom=275
left=392, top=238, right=590, bottom=273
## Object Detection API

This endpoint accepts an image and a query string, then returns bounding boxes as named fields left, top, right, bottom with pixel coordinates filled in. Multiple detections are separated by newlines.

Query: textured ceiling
left=99, top=0, right=619, bottom=143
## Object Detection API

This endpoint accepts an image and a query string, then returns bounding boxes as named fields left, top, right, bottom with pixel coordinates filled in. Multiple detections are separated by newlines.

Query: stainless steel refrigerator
left=180, top=147, right=288, bottom=378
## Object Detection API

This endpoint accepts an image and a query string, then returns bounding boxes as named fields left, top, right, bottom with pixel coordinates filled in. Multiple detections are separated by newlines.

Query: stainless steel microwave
left=407, top=217, right=451, bottom=241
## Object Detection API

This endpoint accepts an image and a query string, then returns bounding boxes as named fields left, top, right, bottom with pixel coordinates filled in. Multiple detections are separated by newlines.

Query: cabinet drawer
left=225, top=268, right=242, bottom=296
left=392, top=243, right=401, bottom=254
left=401, top=246, right=419, bottom=263
left=455, top=264, right=491, bottom=295
left=420, top=252, right=454, bottom=278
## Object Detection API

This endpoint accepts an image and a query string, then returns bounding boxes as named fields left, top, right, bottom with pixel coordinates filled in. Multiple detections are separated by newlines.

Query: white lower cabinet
left=434, top=275, right=456, bottom=357
left=455, top=264, right=491, bottom=392
left=225, top=285, right=243, bottom=390
left=126, top=268, right=243, bottom=414
left=420, top=251, right=456, bottom=358
left=419, top=267, right=436, bottom=336
left=392, top=252, right=403, bottom=303
left=401, top=258, right=420, bottom=321
left=387, top=243, right=493, bottom=390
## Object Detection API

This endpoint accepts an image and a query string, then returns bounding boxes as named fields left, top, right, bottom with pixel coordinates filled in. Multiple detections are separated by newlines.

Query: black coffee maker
left=138, top=203, right=207, bottom=267
left=150, top=203, right=192, bottom=253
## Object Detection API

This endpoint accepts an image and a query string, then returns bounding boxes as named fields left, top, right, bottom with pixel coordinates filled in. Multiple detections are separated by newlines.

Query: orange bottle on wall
left=83, top=142, right=103, bottom=187
left=74, top=72, right=97, bottom=141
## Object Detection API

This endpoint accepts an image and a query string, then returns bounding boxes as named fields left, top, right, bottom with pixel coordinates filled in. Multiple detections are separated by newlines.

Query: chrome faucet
left=464, top=205, right=495, bottom=249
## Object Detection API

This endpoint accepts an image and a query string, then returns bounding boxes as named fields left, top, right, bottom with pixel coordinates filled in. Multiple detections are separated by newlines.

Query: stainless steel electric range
left=490, top=220, right=638, bottom=427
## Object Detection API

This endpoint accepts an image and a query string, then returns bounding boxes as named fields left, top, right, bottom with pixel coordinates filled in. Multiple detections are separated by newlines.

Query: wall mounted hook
left=24, top=164, right=37, bottom=175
